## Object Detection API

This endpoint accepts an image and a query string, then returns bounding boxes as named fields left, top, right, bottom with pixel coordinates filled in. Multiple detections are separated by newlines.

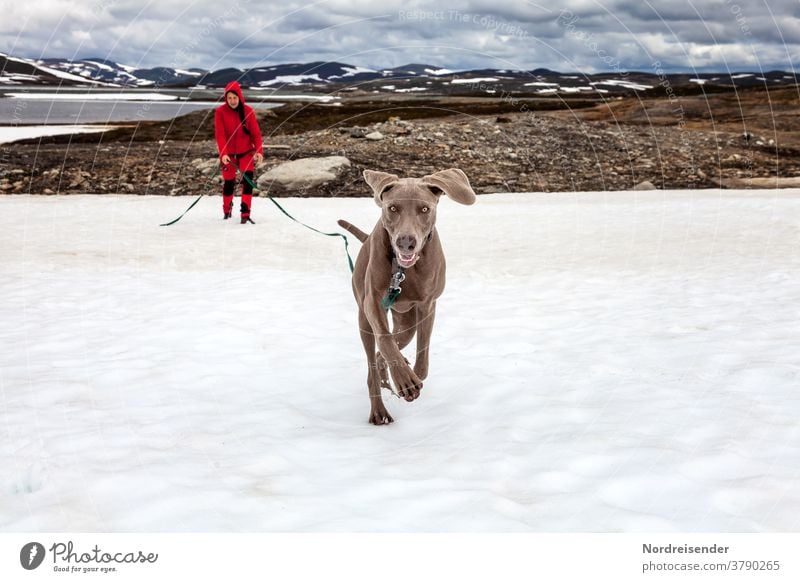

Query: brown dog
left=338, top=169, right=477, bottom=424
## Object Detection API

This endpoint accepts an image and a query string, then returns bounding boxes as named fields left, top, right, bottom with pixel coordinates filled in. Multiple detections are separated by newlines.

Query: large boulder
left=633, top=180, right=657, bottom=190
left=258, top=156, right=351, bottom=191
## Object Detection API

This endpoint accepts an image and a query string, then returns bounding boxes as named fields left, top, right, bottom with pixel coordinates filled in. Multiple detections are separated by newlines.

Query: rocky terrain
left=2, top=87, right=799, bottom=197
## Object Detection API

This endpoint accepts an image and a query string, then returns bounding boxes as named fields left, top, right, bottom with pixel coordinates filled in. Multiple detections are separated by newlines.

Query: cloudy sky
left=2, top=0, right=798, bottom=72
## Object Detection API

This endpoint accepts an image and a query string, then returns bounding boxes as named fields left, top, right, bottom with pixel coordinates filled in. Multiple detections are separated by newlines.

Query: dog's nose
left=396, top=235, right=417, bottom=253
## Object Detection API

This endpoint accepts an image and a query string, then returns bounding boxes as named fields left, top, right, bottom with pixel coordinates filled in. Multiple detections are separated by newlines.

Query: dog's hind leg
left=411, top=303, right=436, bottom=381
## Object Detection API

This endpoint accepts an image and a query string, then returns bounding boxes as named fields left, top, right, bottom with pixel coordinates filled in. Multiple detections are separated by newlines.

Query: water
left=0, top=89, right=283, bottom=124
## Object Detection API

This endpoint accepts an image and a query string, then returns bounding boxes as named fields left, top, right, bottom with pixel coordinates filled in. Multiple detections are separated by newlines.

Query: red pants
left=221, top=153, right=255, bottom=217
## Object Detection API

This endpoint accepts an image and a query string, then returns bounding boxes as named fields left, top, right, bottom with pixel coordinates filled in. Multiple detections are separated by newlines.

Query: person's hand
left=221, top=154, right=231, bottom=165
left=254, top=152, right=263, bottom=166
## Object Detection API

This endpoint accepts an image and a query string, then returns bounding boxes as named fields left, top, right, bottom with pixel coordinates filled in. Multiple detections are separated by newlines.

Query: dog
left=338, top=168, right=476, bottom=424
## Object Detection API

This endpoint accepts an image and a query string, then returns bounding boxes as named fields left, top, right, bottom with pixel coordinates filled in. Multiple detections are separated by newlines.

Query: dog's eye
left=421, top=206, right=429, bottom=213
left=389, top=205, right=398, bottom=212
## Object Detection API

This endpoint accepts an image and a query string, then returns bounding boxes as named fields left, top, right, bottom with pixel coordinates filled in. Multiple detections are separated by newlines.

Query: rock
left=496, top=116, right=512, bottom=123
left=258, top=156, right=351, bottom=190
left=193, top=158, right=219, bottom=175
left=633, top=180, right=657, bottom=190
left=349, top=127, right=368, bottom=138
left=731, top=176, right=800, bottom=188
left=365, top=131, right=384, bottom=141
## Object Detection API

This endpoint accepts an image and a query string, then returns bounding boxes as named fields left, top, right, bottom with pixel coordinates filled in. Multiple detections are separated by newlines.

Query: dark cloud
left=1, top=0, right=798, bottom=72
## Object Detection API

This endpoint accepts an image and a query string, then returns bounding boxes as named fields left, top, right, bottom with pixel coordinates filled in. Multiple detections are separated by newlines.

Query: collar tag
left=381, top=260, right=406, bottom=310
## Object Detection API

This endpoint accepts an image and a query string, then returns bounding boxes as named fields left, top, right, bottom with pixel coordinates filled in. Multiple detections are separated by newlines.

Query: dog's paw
left=391, top=366, right=423, bottom=402
left=369, top=402, right=394, bottom=425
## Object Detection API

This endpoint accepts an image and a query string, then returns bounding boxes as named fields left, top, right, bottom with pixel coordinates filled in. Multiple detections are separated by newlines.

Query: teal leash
left=159, top=194, right=205, bottom=226
left=159, top=167, right=355, bottom=273
left=243, top=173, right=354, bottom=273
left=160, top=166, right=218, bottom=227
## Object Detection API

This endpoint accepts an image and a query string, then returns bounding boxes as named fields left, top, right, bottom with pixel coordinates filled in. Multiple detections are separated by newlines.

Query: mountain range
left=1, top=52, right=797, bottom=96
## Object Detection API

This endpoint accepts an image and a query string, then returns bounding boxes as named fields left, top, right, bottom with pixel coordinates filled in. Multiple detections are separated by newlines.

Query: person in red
left=214, top=81, right=264, bottom=223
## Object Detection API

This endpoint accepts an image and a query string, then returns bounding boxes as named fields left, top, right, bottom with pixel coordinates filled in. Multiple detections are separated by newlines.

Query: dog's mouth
left=395, top=251, right=419, bottom=268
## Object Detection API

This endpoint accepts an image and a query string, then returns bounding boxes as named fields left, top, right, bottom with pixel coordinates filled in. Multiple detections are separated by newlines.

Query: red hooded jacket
left=214, top=81, right=264, bottom=158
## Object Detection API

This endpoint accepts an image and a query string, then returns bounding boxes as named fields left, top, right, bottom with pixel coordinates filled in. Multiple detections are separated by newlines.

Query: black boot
left=240, top=201, right=253, bottom=224
left=224, top=212, right=232, bottom=220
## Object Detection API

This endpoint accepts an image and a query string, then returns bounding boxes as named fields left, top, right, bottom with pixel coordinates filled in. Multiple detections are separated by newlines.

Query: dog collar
left=380, top=230, right=433, bottom=310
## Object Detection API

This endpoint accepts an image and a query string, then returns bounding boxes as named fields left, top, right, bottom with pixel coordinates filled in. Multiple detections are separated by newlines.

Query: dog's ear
left=421, top=169, right=476, bottom=205
left=363, top=170, right=399, bottom=206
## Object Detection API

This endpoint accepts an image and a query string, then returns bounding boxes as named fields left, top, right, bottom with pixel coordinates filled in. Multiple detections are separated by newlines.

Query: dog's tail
left=337, top=219, right=368, bottom=243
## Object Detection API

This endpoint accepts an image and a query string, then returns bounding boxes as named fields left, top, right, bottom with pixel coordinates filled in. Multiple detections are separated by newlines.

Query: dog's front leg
left=364, top=296, right=423, bottom=402
left=358, top=309, right=393, bottom=425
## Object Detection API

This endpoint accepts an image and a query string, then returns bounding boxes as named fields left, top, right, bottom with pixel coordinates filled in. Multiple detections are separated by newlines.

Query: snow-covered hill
left=0, top=53, right=206, bottom=87
left=3, top=52, right=798, bottom=94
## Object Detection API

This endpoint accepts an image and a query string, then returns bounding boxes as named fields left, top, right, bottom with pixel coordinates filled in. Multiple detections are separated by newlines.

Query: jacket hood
left=224, top=81, right=245, bottom=105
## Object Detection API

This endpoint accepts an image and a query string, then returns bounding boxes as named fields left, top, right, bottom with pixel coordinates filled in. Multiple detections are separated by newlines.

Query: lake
left=0, top=88, right=285, bottom=124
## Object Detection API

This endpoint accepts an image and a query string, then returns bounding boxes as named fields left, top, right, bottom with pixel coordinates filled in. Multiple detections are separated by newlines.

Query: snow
left=32, top=60, right=108, bottom=85
left=0, top=125, right=112, bottom=144
left=689, top=78, right=708, bottom=85
left=524, top=81, right=559, bottom=87
left=245, top=91, right=337, bottom=102
left=3, top=92, right=179, bottom=101
left=425, top=68, right=454, bottom=75
left=258, top=74, right=325, bottom=86
left=559, top=86, right=594, bottom=93
left=83, top=60, right=115, bottom=72
left=333, top=66, right=376, bottom=78
left=731, top=73, right=755, bottom=79
left=0, top=74, right=41, bottom=83
left=1, top=190, right=799, bottom=532
left=450, top=77, right=499, bottom=84
left=592, top=80, right=654, bottom=91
